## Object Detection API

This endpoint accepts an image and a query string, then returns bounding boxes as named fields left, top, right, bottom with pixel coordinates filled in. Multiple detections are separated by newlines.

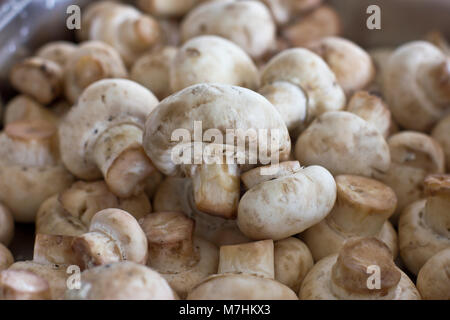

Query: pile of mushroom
left=1, top=0, right=449, bottom=301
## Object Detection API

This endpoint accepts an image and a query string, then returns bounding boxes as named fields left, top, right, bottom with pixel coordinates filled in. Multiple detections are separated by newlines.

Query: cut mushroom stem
left=141, top=212, right=199, bottom=273
left=0, top=270, right=51, bottom=300
left=423, top=174, right=450, bottom=237
left=330, top=238, right=401, bottom=300
left=119, top=16, right=160, bottom=51
left=218, top=240, right=275, bottom=279
left=93, top=124, right=155, bottom=198
left=190, top=163, right=240, bottom=219
left=4, top=120, right=57, bottom=167
left=326, top=175, right=397, bottom=237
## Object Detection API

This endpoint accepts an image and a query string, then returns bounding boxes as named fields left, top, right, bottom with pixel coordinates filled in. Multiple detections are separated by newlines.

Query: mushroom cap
left=131, top=46, right=177, bottom=100
left=241, top=161, right=302, bottom=190
left=143, top=83, right=291, bottom=176
left=308, top=37, right=375, bottom=96
left=65, top=261, right=176, bottom=300
left=3, top=95, right=57, bottom=125
left=0, top=243, right=14, bottom=271
left=33, top=234, right=78, bottom=266
left=399, top=199, right=450, bottom=275
left=300, top=238, right=420, bottom=300
left=88, top=208, right=148, bottom=265
left=383, top=41, right=449, bottom=131
left=0, top=269, right=51, bottom=300
left=261, top=48, right=346, bottom=122
left=9, top=261, right=68, bottom=300
left=187, top=273, right=298, bottom=300
left=295, top=111, right=390, bottom=177
left=261, top=0, right=322, bottom=26
left=432, top=114, right=450, bottom=172
left=59, top=79, right=159, bottom=180
left=170, top=35, right=259, bottom=92
left=36, top=41, right=78, bottom=67
left=237, top=165, right=336, bottom=240
left=416, top=248, right=450, bottom=300
left=181, top=0, right=276, bottom=58
left=0, top=203, right=14, bottom=246
left=274, top=237, right=314, bottom=293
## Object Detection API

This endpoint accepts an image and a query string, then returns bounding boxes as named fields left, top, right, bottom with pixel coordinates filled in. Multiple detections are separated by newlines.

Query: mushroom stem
left=141, top=212, right=199, bottom=273
left=218, top=240, right=275, bottom=279
left=191, top=163, right=240, bottom=219
left=419, top=59, right=450, bottom=104
left=93, top=124, right=156, bottom=197
left=73, top=55, right=106, bottom=90
left=118, top=16, right=160, bottom=51
left=423, top=174, right=450, bottom=237
left=4, top=120, right=57, bottom=167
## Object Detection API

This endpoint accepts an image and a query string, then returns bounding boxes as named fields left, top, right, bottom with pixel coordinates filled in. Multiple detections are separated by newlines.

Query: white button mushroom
left=274, top=237, right=314, bottom=293
left=383, top=41, right=450, bottom=131
left=170, top=35, right=259, bottom=93
left=65, top=261, right=176, bottom=300
left=376, top=131, right=445, bottom=223
left=131, top=46, right=177, bottom=100
left=299, top=238, right=421, bottom=300
left=143, top=83, right=291, bottom=219
left=64, top=41, right=128, bottom=104
left=79, top=1, right=160, bottom=66
left=181, top=0, right=276, bottom=59
left=295, top=111, right=390, bottom=178
left=303, top=175, right=398, bottom=261
left=260, top=48, right=346, bottom=132
left=416, top=248, right=450, bottom=300
left=3, top=95, right=58, bottom=126
left=0, top=120, right=74, bottom=222
left=71, top=208, right=148, bottom=269
left=140, top=211, right=218, bottom=298
left=432, top=114, right=450, bottom=172
left=0, top=203, right=14, bottom=247
left=59, top=79, right=160, bottom=198
left=0, top=269, right=51, bottom=300
left=187, top=240, right=298, bottom=300
left=33, top=234, right=78, bottom=266
left=0, top=243, right=13, bottom=272
left=237, top=163, right=337, bottom=240
left=36, top=41, right=77, bottom=68
left=399, top=174, right=450, bottom=275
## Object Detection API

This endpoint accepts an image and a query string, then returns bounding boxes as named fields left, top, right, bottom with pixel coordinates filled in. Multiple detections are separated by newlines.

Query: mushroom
left=137, top=0, right=201, bottom=18
left=143, top=83, right=291, bottom=219
left=36, top=41, right=78, bottom=67
left=79, top=1, right=160, bottom=66
left=308, top=37, right=375, bottom=97
left=425, top=30, right=450, bottom=57
left=157, top=18, right=181, bottom=47
left=65, top=261, right=176, bottom=300
left=58, top=79, right=160, bottom=198
left=260, top=48, right=346, bottom=133
left=0, top=244, right=13, bottom=271
left=0, top=120, right=74, bottom=222
left=170, top=36, right=259, bottom=93
left=376, top=131, right=445, bottom=223
left=9, top=57, right=63, bottom=105
left=367, top=47, right=393, bottom=95
left=281, top=5, right=341, bottom=48
left=261, top=0, right=322, bottom=26
left=64, top=41, right=128, bottom=104
left=0, top=270, right=51, bottom=300
left=299, top=238, right=421, bottom=300
left=187, top=240, right=298, bottom=299
left=181, top=0, right=276, bottom=59
left=295, top=111, right=390, bottom=178
left=3, top=95, right=58, bottom=126
left=416, top=248, right=450, bottom=300
left=33, top=234, right=78, bottom=266
left=153, top=177, right=249, bottom=246
left=140, top=211, right=218, bottom=298
left=432, top=114, right=450, bottom=172
left=303, top=175, right=398, bottom=261
left=71, top=208, right=148, bottom=269
left=346, top=91, right=393, bottom=138
left=398, top=174, right=450, bottom=275
left=0, top=203, right=14, bottom=246
left=274, top=237, right=314, bottom=293
left=9, top=261, right=71, bottom=300
left=383, top=41, right=450, bottom=131
left=131, top=46, right=177, bottom=100
left=237, top=163, right=337, bottom=240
